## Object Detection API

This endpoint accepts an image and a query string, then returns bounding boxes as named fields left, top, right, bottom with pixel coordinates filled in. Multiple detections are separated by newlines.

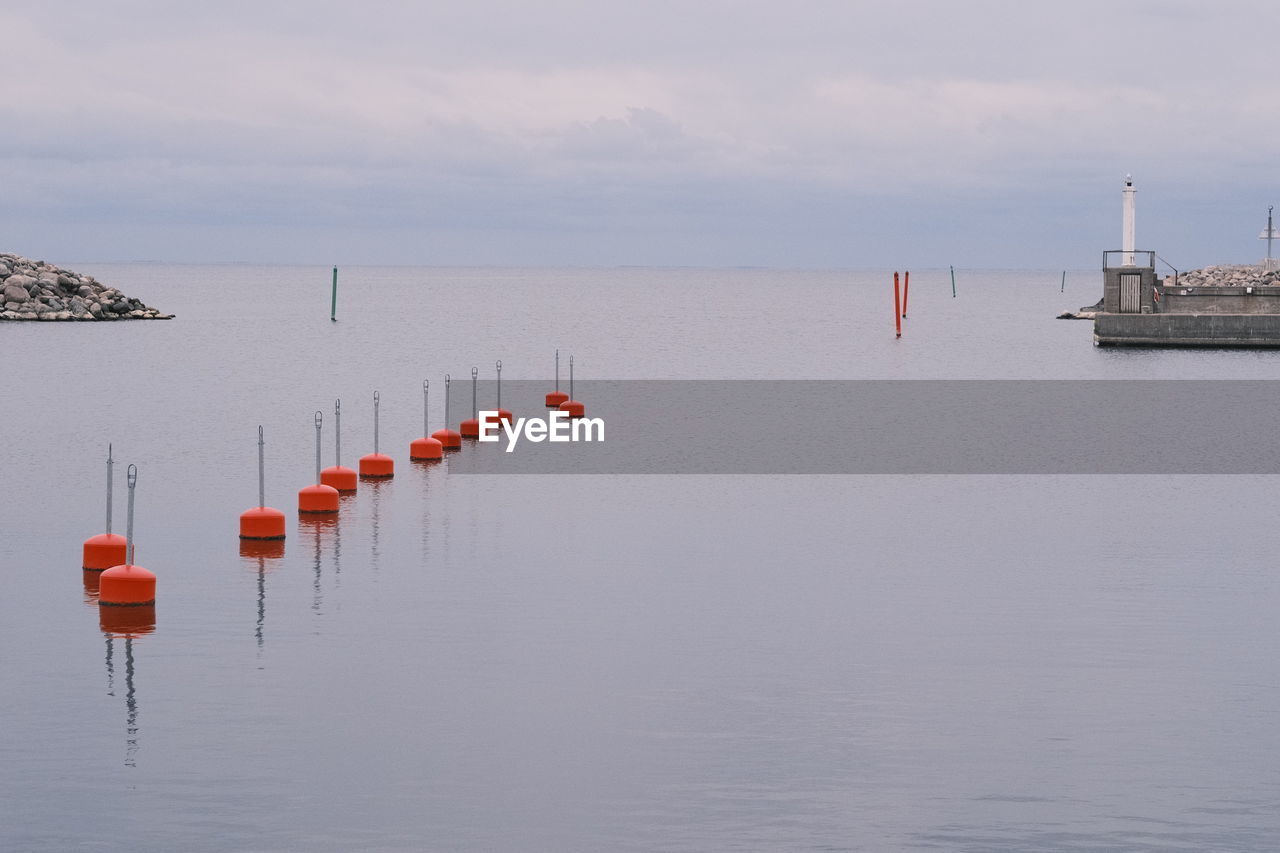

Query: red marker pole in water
left=893, top=272, right=902, bottom=338
left=902, top=270, right=910, bottom=318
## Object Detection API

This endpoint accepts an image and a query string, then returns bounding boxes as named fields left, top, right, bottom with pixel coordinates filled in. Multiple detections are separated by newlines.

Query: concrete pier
left=1091, top=250, right=1280, bottom=346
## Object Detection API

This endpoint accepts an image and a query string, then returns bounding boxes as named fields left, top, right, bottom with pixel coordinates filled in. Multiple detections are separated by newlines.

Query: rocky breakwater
left=0, top=253, right=172, bottom=321
left=1175, top=264, right=1280, bottom=288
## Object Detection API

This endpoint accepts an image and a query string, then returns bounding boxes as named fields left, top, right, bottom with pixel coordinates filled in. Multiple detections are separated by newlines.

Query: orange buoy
left=431, top=374, right=462, bottom=450
left=84, top=444, right=128, bottom=571
left=240, top=506, right=286, bottom=539
left=320, top=398, right=357, bottom=492
left=360, top=453, right=394, bottom=476
left=460, top=366, right=480, bottom=438
left=300, top=411, right=339, bottom=513
left=410, top=379, right=443, bottom=460
left=558, top=354, right=584, bottom=418
left=359, top=390, right=395, bottom=478
left=432, top=428, right=461, bottom=449
left=320, top=466, right=357, bottom=491
left=84, top=533, right=128, bottom=571
left=410, top=436, right=443, bottom=460
left=299, top=483, right=339, bottom=512
left=546, top=349, right=568, bottom=407
left=100, top=563, right=157, bottom=607
left=100, top=465, right=156, bottom=608
left=240, top=426, right=287, bottom=540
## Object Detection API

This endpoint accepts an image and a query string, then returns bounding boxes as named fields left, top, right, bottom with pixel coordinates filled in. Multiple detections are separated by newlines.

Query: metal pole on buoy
left=321, top=399, right=357, bottom=491
left=126, top=468, right=135, bottom=567
left=330, top=266, right=338, bottom=321
left=84, top=443, right=127, bottom=571
left=108, top=447, right=115, bottom=532
left=359, top=391, right=394, bottom=478
left=546, top=349, right=568, bottom=407
left=902, top=270, right=910, bottom=318
left=894, top=272, right=902, bottom=338
left=460, top=367, right=480, bottom=438
left=300, top=411, right=339, bottom=513
left=258, top=428, right=264, bottom=509
left=411, top=380, right=444, bottom=460
left=99, top=465, right=156, bottom=609
left=559, top=354, right=584, bottom=418
left=431, top=374, right=462, bottom=450
left=240, top=426, right=286, bottom=540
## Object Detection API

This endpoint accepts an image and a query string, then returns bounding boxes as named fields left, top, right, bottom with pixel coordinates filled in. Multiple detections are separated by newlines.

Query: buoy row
left=286, top=358, right=584, bottom=518
left=84, top=355, right=589, bottom=608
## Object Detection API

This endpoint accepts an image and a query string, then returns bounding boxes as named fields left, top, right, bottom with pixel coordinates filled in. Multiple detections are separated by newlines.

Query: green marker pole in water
left=950, top=265, right=956, bottom=298
left=330, top=266, right=338, bottom=322
left=1061, top=270, right=1066, bottom=293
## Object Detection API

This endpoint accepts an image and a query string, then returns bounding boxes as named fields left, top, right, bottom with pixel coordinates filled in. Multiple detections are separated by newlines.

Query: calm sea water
left=4, top=265, right=1280, bottom=851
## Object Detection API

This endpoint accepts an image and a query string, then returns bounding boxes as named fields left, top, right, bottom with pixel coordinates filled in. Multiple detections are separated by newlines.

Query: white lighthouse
left=1121, top=174, right=1136, bottom=266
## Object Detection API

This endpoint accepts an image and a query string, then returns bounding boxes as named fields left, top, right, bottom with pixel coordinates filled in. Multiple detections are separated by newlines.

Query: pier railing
left=1102, top=250, right=1155, bottom=270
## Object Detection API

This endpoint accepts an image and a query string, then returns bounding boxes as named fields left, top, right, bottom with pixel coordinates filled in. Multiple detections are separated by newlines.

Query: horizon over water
left=5, top=264, right=1280, bottom=851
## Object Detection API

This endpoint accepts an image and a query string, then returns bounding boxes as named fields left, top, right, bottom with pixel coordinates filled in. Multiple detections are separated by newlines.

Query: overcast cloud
left=3, top=0, right=1278, bottom=267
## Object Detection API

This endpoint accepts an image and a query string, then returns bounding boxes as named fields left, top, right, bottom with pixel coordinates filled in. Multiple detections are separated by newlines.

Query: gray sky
left=4, top=0, right=1278, bottom=268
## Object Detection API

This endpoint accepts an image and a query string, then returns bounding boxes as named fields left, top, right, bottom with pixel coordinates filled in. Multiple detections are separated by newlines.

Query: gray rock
left=88, top=302, right=103, bottom=318
left=3, top=283, right=29, bottom=303
left=4, top=301, right=23, bottom=312
left=5, top=275, right=35, bottom=292
left=111, top=300, right=130, bottom=313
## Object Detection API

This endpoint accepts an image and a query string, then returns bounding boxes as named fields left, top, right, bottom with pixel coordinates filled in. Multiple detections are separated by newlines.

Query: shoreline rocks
left=0, top=253, right=172, bottom=321
left=1174, top=264, right=1280, bottom=288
